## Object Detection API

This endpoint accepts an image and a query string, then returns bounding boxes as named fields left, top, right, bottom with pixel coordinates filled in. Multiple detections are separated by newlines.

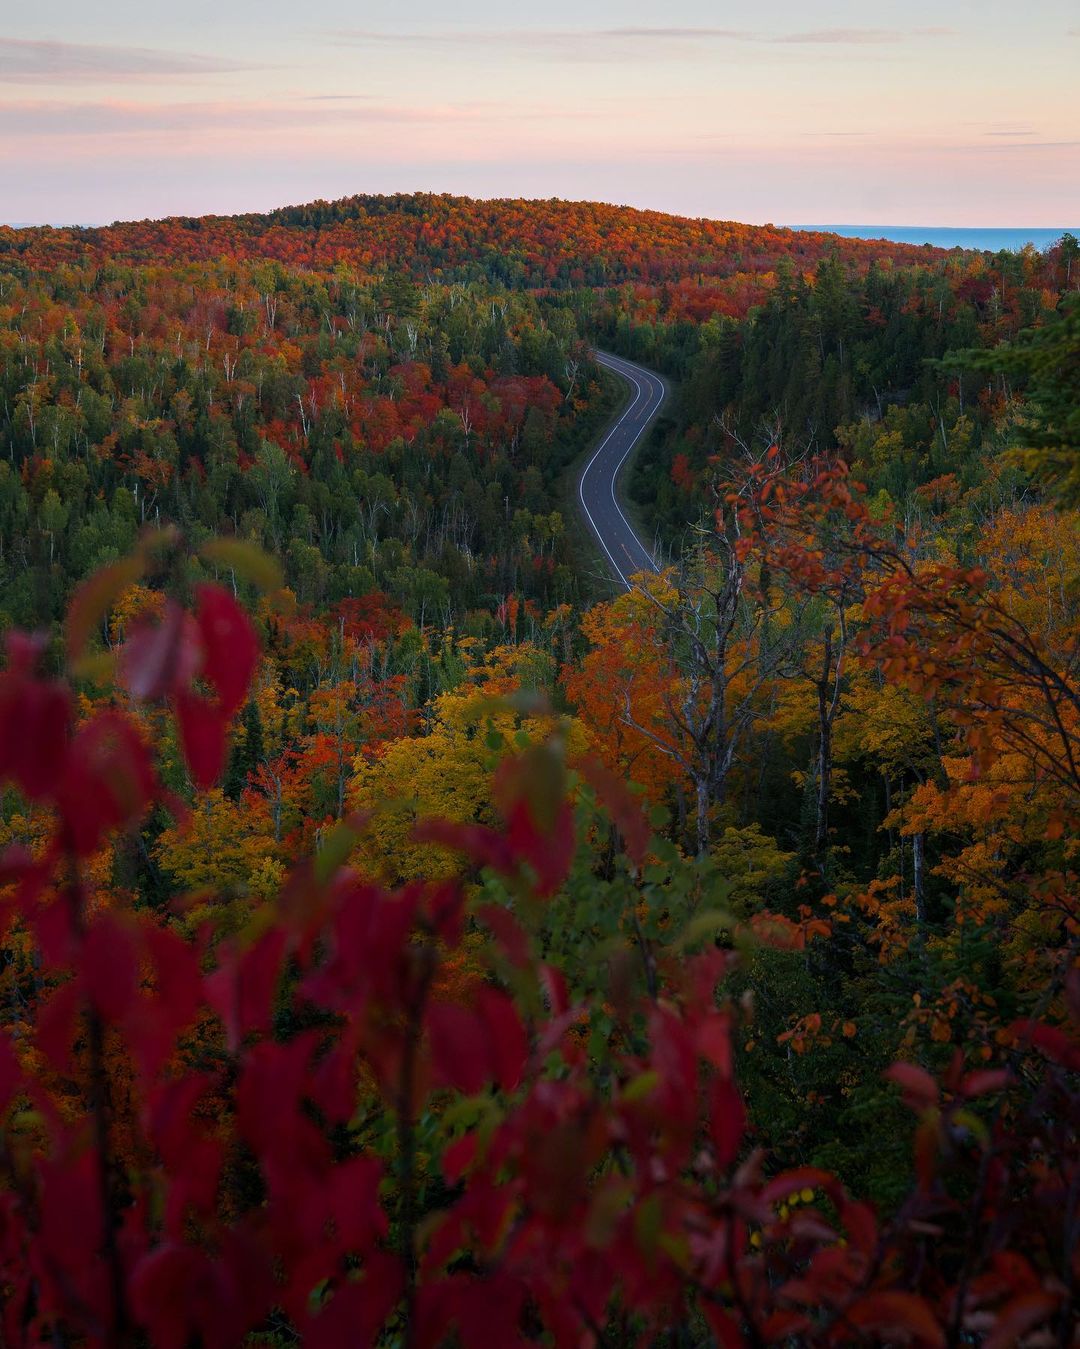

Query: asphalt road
left=578, top=350, right=668, bottom=590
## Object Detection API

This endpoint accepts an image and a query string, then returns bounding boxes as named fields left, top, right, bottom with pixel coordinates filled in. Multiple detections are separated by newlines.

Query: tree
left=564, top=570, right=688, bottom=807
left=941, top=293, right=1080, bottom=503
left=0, top=544, right=1077, bottom=1349
left=352, top=676, right=586, bottom=885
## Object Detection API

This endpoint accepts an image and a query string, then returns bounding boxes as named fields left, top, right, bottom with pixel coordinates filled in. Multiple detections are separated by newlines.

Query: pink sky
left=2, top=4, right=1078, bottom=226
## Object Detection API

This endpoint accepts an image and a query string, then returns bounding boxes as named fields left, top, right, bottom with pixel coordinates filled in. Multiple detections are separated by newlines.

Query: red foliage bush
left=0, top=558, right=1076, bottom=1347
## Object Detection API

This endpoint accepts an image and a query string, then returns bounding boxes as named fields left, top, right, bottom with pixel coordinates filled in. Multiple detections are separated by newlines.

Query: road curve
left=577, top=350, right=668, bottom=590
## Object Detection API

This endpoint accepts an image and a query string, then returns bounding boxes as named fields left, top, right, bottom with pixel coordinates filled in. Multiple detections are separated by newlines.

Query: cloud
left=964, top=139, right=1080, bottom=151
left=771, top=28, right=954, bottom=44
left=0, top=97, right=587, bottom=139
left=329, top=25, right=954, bottom=60
left=0, top=37, right=249, bottom=84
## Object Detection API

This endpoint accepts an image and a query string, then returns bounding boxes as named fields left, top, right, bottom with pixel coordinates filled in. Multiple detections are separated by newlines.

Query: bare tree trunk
left=695, top=777, right=710, bottom=858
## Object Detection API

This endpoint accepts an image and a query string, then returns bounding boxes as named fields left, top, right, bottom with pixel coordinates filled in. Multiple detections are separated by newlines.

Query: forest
left=0, top=194, right=1077, bottom=1346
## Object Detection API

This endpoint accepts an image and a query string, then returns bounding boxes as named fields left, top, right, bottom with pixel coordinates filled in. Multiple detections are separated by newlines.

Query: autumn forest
left=0, top=194, right=1078, bottom=1346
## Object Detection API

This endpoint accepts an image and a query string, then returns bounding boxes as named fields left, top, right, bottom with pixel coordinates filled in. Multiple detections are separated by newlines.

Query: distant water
left=3, top=219, right=1075, bottom=253
left=791, top=225, right=1076, bottom=252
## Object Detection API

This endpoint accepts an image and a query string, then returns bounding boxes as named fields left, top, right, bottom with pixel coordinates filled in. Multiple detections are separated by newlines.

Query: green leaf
left=65, top=555, right=145, bottom=664
left=622, top=1070, right=660, bottom=1103
left=506, top=687, right=550, bottom=717
left=674, top=908, right=735, bottom=952
left=520, top=741, right=566, bottom=832
left=634, top=1192, right=663, bottom=1257
left=951, top=1109, right=990, bottom=1147
left=584, top=1180, right=633, bottom=1246
left=135, top=524, right=181, bottom=561
left=314, top=816, right=364, bottom=884
left=70, top=650, right=118, bottom=685
left=200, top=537, right=284, bottom=592
left=658, top=1230, right=691, bottom=1269
left=439, top=1096, right=495, bottom=1134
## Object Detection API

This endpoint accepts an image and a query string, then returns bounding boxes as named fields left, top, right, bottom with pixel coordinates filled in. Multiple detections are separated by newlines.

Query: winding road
left=578, top=350, right=668, bottom=590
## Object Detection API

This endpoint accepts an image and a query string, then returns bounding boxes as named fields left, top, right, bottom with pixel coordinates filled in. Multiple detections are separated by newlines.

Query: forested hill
left=0, top=192, right=949, bottom=284
left=3, top=183, right=1080, bottom=1344
left=1, top=193, right=1072, bottom=639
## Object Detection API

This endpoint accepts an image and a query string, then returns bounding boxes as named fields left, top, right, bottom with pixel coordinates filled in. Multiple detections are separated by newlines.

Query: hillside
left=0, top=188, right=1078, bottom=1346
left=0, top=192, right=950, bottom=284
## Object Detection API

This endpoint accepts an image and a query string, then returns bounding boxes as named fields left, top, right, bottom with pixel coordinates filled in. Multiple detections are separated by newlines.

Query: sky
left=1, top=0, right=1078, bottom=227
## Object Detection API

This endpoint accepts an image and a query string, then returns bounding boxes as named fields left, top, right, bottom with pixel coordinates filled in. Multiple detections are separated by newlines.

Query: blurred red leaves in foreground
left=0, top=542, right=1076, bottom=1348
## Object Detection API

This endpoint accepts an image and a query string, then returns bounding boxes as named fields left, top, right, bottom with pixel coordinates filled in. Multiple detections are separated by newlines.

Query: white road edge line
left=598, top=352, right=664, bottom=576
left=578, top=358, right=646, bottom=588
left=578, top=350, right=666, bottom=590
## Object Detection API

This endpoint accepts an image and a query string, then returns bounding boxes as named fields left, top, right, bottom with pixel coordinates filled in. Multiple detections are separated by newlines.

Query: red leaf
left=984, top=1291, right=1060, bottom=1349
left=475, top=902, right=531, bottom=967
left=416, top=1272, right=527, bottom=1349
left=55, top=711, right=156, bottom=855
left=649, top=1005, right=698, bottom=1101
left=146, top=1076, right=224, bottom=1234
left=697, top=1013, right=733, bottom=1075
left=539, top=963, right=570, bottom=1016
left=845, top=1292, right=944, bottom=1347
left=427, top=988, right=526, bottom=1096
left=578, top=754, right=651, bottom=865
left=840, top=1199, right=879, bottom=1255
left=0, top=1035, right=21, bottom=1116
left=175, top=689, right=228, bottom=789
left=131, top=1235, right=271, bottom=1349
left=325, top=1156, right=388, bottom=1253
left=32, top=894, right=78, bottom=969
left=235, top=1034, right=321, bottom=1164
left=960, top=1068, right=1010, bottom=1099
left=494, top=747, right=575, bottom=897
left=131, top=922, right=204, bottom=1077
left=307, top=1026, right=361, bottom=1125
left=36, top=1152, right=106, bottom=1323
left=701, top=1303, right=747, bottom=1349
left=194, top=583, right=259, bottom=718
left=505, top=794, right=575, bottom=897
left=301, top=1256, right=403, bottom=1349
left=1009, top=1019, right=1080, bottom=1071
left=443, top=1132, right=477, bottom=1184
left=83, top=913, right=138, bottom=1022
left=884, top=1061, right=940, bottom=1111
left=35, top=979, right=83, bottom=1070
left=412, top=818, right=516, bottom=874
left=204, top=928, right=287, bottom=1053
left=477, top=985, right=527, bottom=1090
left=147, top=1074, right=218, bottom=1166
left=130, top=1245, right=205, bottom=1349
left=120, top=600, right=200, bottom=701
left=709, top=1076, right=746, bottom=1169
left=0, top=639, right=71, bottom=800
left=0, top=844, right=50, bottom=941
left=427, top=1001, right=489, bottom=1096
